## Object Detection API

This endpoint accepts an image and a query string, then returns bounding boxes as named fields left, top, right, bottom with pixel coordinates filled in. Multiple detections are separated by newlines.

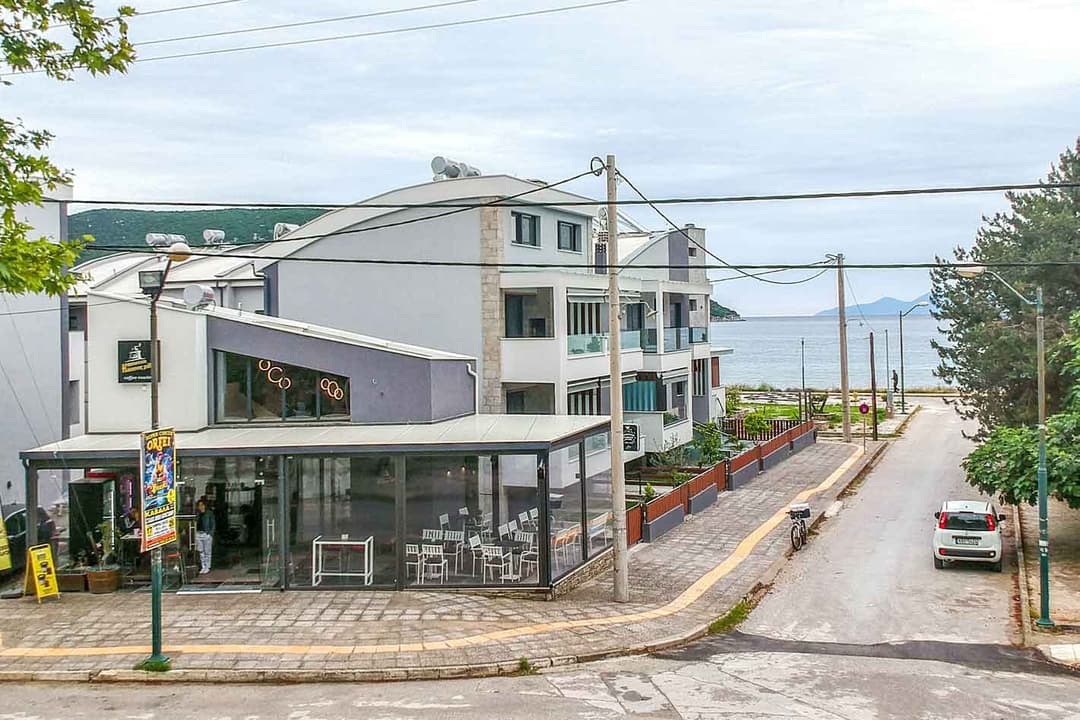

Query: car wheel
left=934, top=557, right=944, bottom=569
left=992, top=560, right=1003, bottom=573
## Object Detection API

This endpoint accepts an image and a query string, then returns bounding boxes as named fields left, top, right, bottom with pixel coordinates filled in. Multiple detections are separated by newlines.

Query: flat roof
left=22, top=414, right=610, bottom=465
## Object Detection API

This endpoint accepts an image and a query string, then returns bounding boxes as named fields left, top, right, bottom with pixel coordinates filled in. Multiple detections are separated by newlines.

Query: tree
left=1, top=1, right=134, bottom=294
left=929, top=140, right=1080, bottom=432
left=962, top=314, right=1080, bottom=508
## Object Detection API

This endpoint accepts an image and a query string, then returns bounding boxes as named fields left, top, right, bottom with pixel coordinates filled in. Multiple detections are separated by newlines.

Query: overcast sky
left=8, top=0, right=1080, bottom=314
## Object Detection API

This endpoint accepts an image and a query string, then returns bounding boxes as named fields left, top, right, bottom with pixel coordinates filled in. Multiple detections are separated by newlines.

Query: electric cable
left=138, top=0, right=487, bottom=47
left=842, top=269, right=877, bottom=332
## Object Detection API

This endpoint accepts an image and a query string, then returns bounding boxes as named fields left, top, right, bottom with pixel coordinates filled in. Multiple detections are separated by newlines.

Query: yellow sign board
left=23, top=544, right=59, bottom=603
left=0, top=515, right=11, bottom=572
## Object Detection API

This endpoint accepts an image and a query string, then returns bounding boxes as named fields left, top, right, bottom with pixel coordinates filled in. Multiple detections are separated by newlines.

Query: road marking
left=0, top=446, right=865, bottom=660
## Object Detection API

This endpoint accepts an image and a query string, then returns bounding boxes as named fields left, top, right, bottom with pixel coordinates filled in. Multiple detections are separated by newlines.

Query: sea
left=709, top=314, right=947, bottom=390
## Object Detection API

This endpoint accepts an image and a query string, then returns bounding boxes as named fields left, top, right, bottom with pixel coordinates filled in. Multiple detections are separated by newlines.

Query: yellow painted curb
left=0, top=446, right=865, bottom=660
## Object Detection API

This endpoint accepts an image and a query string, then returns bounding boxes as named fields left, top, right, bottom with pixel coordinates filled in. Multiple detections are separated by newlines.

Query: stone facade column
left=479, top=207, right=505, bottom=414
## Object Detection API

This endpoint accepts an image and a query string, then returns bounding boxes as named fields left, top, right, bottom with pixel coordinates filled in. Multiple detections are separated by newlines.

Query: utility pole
left=606, top=154, right=629, bottom=603
left=884, top=328, right=893, bottom=414
left=800, top=338, right=806, bottom=422
left=836, top=254, right=851, bottom=442
left=1035, top=287, right=1053, bottom=628
left=869, top=332, right=879, bottom=441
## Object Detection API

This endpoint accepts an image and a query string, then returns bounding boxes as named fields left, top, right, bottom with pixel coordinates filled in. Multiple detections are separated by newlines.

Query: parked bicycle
left=789, top=502, right=811, bottom=551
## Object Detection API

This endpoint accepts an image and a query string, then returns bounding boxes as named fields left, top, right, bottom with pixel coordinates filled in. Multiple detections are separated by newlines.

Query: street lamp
left=957, top=264, right=1053, bottom=628
left=137, top=237, right=191, bottom=670
left=898, top=301, right=930, bottom=414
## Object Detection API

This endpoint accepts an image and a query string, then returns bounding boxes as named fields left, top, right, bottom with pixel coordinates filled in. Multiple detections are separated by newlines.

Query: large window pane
left=318, top=372, right=350, bottom=419
left=548, top=445, right=583, bottom=580
left=216, top=352, right=249, bottom=421
left=251, top=359, right=285, bottom=421
left=216, top=352, right=351, bottom=422
left=285, top=367, right=318, bottom=420
left=584, top=430, right=613, bottom=557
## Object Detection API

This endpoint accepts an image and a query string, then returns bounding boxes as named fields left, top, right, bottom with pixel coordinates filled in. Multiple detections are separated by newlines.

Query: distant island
left=711, top=300, right=742, bottom=321
left=815, top=292, right=933, bottom=317
left=69, top=207, right=326, bottom=262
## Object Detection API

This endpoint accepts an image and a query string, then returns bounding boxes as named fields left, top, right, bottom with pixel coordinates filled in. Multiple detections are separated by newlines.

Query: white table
left=311, top=535, right=373, bottom=586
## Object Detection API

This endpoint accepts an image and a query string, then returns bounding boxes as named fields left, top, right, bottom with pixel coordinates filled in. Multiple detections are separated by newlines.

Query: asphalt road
left=742, top=396, right=1016, bottom=645
left=3, top=400, right=1076, bottom=718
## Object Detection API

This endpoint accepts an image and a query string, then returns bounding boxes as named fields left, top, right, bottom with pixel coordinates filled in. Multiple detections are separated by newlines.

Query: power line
left=133, top=0, right=630, bottom=64
left=52, top=0, right=243, bottom=27
left=64, top=181, right=1080, bottom=211
left=842, top=268, right=876, bottom=332
left=138, top=0, right=486, bottom=47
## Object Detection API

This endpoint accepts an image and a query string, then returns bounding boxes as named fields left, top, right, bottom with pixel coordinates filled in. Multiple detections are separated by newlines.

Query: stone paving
left=0, top=441, right=878, bottom=678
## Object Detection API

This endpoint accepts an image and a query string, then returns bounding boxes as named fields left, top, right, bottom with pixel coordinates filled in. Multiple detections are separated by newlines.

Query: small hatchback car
left=933, top=500, right=1005, bottom=572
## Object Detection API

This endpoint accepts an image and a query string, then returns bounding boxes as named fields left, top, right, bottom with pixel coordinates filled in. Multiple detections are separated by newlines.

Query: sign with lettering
left=24, top=544, right=59, bottom=603
left=118, top=340, right=154, bottom=383
left=0, top=514, right=11, bottom=573
left=623, top=423, right=639, bottom=452
left=140, top=427, right=177, bottom=552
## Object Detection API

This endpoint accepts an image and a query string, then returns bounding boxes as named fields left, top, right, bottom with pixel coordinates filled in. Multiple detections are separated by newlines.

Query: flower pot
left=57, top=570, right=87, bottom=593
left=86, top=567, right=120, bottom=594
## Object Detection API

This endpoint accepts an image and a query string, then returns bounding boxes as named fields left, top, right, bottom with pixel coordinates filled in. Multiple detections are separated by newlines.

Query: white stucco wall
left=86, top=295, right=209, bottom=433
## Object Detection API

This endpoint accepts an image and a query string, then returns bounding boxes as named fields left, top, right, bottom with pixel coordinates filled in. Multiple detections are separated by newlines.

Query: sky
left=7, top=0, right=1080, bottom=315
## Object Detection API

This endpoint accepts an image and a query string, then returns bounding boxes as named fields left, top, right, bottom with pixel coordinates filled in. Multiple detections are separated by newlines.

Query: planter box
left=57, top=571, right=87, bottom=593
left=87, top=567, right=120, bottom=594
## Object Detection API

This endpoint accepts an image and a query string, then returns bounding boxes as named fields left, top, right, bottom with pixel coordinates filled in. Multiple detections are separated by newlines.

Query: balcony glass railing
left=690, top=327, right=708, bottom=344
left=663, top=327, right=690, bottom=352
left=620, top=329, right=642, bottom=350
left=663, top=409, right=687, bottom=427
left=643, top=328, right=658, bottom=353
left=567, top=333, right=607, bottom=356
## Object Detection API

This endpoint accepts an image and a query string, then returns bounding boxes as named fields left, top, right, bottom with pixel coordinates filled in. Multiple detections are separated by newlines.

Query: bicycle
left=788, top=503, right=811, bottom=551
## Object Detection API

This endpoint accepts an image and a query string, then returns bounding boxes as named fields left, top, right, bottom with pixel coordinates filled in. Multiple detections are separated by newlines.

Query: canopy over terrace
left=22, top=414, right=614, bottom=592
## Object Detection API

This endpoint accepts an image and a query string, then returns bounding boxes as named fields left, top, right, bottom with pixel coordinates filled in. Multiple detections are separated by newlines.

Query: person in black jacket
left=195, top=499, right=215, bottom=575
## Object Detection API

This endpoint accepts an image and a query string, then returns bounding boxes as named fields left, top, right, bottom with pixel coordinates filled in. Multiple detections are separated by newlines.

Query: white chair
left=421, top=544, right=447, bottom=584
left=508, top=519, right=519, bottom=534
left=443, top=529, right=465, bottom=573
left=457, top=506, right=470, bottom=529
left=529, top=508, right=539, bottom=523
left=422, top=528, right=443, bottom=542
left=513, top=530, right=536, bottom=575
left=438, top=513, right=450, bottom=531
left=497, top=523, right=510, bottom=542
left=405, top=543, right=424, bottom=584
left=588, top=512, right=612, bottom=551
left=519, top=545, right=539, bottom=579
left=468, top=534, right=484, bottom=575
left=481, top=545, right=512, bottom=584
left=518, top=511, right=530, bottom=529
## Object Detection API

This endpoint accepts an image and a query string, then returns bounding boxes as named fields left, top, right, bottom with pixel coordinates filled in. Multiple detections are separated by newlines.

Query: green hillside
left=710, top=299, right=741, bottom=320
left=70, top=208, right=327, bottom=261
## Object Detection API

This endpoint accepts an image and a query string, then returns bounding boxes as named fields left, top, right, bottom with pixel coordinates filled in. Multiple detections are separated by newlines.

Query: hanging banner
left=140, top=427, right=177, bottom=552
left=0, top=514, right=11, bottom=572
left=23, top=544, right=59, bottom=603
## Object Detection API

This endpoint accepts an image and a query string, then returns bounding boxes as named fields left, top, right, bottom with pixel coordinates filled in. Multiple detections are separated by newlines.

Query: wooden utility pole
left=869, top=331, right=879, bottom=441
left=836, top=254, right=851, bottom=442
left=606, top=154, right=628, bottom=603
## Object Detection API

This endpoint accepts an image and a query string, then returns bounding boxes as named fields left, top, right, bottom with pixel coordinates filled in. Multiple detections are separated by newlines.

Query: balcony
left=620, top=329, right=642, bottom=350
left=625, top=411, right=694, bottom=453
left=643, top=328, right=658, bottom=353
left=663, top=327, right=690, bottom=352
left=690, top=326, right=708, bottom=344
left=567, top=333, right=607, bottom=356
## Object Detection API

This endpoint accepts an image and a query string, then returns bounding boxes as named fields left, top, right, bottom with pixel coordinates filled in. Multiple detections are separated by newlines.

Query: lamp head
left=167, top=241, right=193, bottom=263
left=956, top=265, right=987, bottom=279
left=914, top=301, right=930, bottom=308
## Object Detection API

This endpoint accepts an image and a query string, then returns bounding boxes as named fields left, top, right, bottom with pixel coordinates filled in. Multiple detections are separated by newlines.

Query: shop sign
left=140, top=427, right=177, bottom=552
left=623, top=423, right=639, bottom=452
left=118, top=340, right=155, bottom=383
left=0, top=516, right=11, bottom=572
left=23, top=544, right=59, bottom=603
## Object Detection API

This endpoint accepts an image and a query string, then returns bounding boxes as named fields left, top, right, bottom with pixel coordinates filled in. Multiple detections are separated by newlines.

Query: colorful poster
left=140, top=427, right=177, bottom=553
left=24, top=544, right=59, bottom=603
left=0, top=514, right=11, bottom=573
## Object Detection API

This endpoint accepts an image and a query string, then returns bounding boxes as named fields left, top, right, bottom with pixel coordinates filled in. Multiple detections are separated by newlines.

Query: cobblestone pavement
left=0, top=441, right=876, bottom=678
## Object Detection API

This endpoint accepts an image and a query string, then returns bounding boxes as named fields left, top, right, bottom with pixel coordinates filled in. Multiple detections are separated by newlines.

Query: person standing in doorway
left=195, top=498, right=215, bottom=575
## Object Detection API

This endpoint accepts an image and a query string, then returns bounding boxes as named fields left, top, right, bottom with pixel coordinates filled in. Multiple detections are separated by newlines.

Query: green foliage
left=930, top=140, right=1080, bottom=431
left=514, top=657, right=538, bottom=675
left=708, top=600, right=751, bottom=634
left=709, top=299, right=740, bottom=319
left=671, top=470, right=691, bottom=486
left=693, top=421, right=739, bottom=465
left=648, top=437, right=690, bottom=469
left=724, top=386, right=741, bottom=413
left=743, top=412, right=771, bottom=437
left=1, top=1, right=135, bottom=295
left=71, top=208, right=327, bottom=261
left=643, top=483, right=657, bottom=502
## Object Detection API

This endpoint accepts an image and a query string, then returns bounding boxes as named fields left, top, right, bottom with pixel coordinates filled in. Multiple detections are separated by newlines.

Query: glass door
left=259, top=456, right=283, bottom=589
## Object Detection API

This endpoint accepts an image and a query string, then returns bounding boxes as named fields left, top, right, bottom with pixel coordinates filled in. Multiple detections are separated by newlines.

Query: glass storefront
left=214, top=351, right=351, bottom=423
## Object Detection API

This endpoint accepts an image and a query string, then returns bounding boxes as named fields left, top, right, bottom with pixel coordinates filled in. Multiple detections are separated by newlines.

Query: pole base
left=134, top=655, right=171, bottom=672
left=1034, top=617, right=1056, bottom=629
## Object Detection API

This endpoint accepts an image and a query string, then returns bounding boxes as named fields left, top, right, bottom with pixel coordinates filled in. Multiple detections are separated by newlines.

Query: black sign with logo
left=623, top=423, right=639, bottom=452
left=118, top=340, right=154, bottom=383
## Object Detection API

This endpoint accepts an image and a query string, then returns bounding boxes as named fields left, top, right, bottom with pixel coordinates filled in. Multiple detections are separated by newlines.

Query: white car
left=933, top=500, right=1005, bottom=572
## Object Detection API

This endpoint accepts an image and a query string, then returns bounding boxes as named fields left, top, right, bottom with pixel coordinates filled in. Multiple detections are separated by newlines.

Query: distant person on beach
left=892, top=370, right=899, bottom=393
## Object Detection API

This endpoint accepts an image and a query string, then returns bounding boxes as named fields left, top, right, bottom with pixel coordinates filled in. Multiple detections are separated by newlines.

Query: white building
left=254, top=173, right=728, bottom=461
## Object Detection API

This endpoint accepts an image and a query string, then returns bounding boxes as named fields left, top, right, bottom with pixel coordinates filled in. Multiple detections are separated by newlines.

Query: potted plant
left=57, top=555, right=88, bottom=593
left=85, top=523, right=121, bottom=593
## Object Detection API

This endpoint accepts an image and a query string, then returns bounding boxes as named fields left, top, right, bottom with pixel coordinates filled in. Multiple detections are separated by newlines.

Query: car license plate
left=954, top=537, right=979, bottom=546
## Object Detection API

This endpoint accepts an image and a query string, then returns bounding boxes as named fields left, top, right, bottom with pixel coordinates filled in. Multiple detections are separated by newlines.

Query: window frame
left=512, top=212, right=541, bottom=248
left=214, top=351, right=351, bottom=424
left=557, top=221, right=582, bottom=253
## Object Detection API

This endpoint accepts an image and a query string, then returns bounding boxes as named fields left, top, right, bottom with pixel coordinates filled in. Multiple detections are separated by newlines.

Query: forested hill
left=69, top=208, right=326, bottom=261
left=710, top=300, right=741, bottom=320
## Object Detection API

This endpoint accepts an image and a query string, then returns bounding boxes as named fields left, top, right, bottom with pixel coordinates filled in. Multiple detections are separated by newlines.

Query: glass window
left=584, top=431, right=613, bottom=558
left=217, top=352, right=250, bottom=421
left=251, top=358, right=286, bottom=421
left=548, top=445, right=583, bottom=580
left=513, top=212, right=540, bottom=247
left=557, top=221, right=582, bottom=252
left=285, top=367, right=317, bottom=420
left=318, top=372, right=350, bottom=419
left=215, top=352, right=350, bottom=422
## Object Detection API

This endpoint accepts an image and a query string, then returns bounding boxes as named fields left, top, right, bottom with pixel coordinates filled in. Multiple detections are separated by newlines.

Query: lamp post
left=137, top=237, right=191, bottom=670
left=898, top=301, right=929, bottom=414
left=957, top=265, right=1053, bottom=628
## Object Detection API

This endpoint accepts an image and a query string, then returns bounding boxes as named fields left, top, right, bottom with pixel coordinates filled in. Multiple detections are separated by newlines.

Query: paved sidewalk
left=0, top=441, right=879, bottom=682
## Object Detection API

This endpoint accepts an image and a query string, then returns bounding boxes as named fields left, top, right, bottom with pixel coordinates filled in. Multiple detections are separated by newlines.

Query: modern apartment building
left=254, top=173, right=727, bottom=459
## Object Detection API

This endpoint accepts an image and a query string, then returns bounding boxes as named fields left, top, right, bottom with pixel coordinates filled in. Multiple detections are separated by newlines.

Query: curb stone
left=0, top=447, right=883, bottom=686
